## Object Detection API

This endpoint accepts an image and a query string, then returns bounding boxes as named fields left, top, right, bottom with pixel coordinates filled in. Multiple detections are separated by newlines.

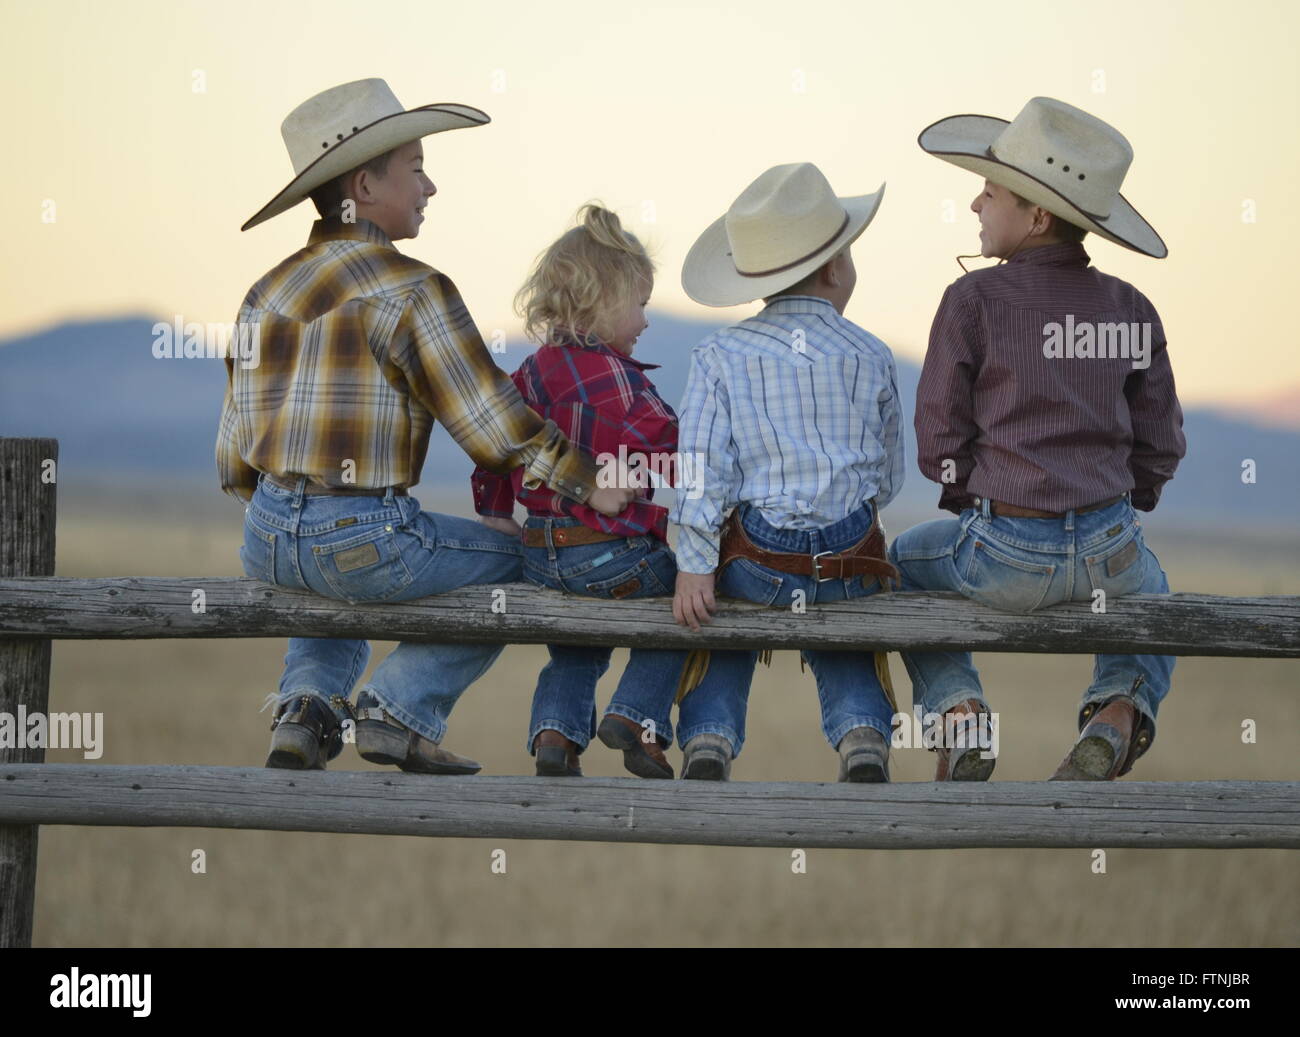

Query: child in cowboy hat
left=218, top=78, right=633, bottom=772
left=671, top=162, right=905, bottom=782
left=891, top=96, right=1186, bottom=781
left=471, top=204, right=692, bottom=779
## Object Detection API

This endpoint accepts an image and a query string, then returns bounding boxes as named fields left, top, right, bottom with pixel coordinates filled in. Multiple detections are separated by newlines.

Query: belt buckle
left=811, top=550, right=836, bottom=582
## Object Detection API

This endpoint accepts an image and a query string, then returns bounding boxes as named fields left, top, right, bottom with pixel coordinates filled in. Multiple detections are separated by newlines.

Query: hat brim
left=241, top=103, right=490, bottom=232
left=681, top=184, right=885, bottom=307
left=918, top=114, right=1166, bottom=259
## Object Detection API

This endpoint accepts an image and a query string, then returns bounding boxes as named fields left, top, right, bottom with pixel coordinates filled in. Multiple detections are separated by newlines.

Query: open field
left=21, top=485, right=1300, bottom=946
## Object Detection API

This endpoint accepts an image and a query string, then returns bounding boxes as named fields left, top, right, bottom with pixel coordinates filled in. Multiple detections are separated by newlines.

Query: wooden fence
left=1, top=437, right=1297, bottom=947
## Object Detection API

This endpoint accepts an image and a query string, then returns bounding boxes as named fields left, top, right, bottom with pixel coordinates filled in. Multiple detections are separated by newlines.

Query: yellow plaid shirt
left=217, top=216, right=599, bottom=504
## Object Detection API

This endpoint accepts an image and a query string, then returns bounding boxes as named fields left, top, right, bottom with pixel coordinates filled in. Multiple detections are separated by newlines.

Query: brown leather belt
left=265, top=473, right=408, bottom=497
left=717, top=509, right=900, bottom=586
left=522, top=525, right=624, bottom=548
left=977, top=494, right=1124, bottom=519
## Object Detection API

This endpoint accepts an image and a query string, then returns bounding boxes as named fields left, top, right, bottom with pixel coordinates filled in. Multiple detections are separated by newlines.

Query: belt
left=717, top=508, right=900, bottom=586
left=977, top=494, right=1124, bottom=519
left=265, top=473, right=408, bottom=497
left=522, top=525, right=625, bottom=548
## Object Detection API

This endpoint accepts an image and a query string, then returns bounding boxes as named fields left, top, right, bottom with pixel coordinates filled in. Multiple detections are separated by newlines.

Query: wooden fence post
left=0, top=438, right=57, bottom=947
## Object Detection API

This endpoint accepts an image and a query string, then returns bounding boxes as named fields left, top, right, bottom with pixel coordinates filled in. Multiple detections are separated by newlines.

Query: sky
left=4, top=0, right=1299, bottom=407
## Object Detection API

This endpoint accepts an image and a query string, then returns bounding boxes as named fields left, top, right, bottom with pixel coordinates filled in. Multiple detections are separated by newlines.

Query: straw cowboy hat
left=682, top=163, right=885, bottom=307
left=241, top=78, right=489, bottom=232
left=918, top=96, right=1166, bottom=258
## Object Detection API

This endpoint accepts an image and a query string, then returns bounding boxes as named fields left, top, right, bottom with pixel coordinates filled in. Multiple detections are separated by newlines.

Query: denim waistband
left=737, top=500, right=877, bottom=555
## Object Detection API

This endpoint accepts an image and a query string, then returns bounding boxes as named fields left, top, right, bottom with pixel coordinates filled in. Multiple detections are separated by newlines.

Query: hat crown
left=725, top=163, right=848, bottom=276
left=281, top=78, right=406, bottom=176
left=990, top=97, right=1133, bottom=219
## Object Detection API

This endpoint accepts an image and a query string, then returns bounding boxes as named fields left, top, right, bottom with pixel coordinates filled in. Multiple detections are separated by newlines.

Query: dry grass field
left=23, top=485, right=1300, bottom=946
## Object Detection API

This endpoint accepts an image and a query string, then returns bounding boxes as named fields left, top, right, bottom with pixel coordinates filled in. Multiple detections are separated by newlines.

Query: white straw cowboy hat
left=682, top=163, right=885, bottom=307
left=241, top=78, right=490, bottom=232
left=918, top=96, right=1166, bottom=258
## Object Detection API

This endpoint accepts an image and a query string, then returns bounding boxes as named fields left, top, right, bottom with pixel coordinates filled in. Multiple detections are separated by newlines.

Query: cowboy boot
left=682, top=734, right=732, bottom=781
left=1048, top=693, right=1149, bottom=780
left=266, top=694, right=351, bottom=771
left=837, top=726, right=890, bottom=782
left=934, top=698, right=996, bottom=781
left=597, top=713, right=674, bottom=779
left=534, top=729, right=583, bottom=777
left=354, top=690, right=481, bottom=775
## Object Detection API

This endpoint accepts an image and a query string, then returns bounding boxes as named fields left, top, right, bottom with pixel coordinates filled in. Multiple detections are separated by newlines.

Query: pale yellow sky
left=5, top=0, right=1298, bottom=406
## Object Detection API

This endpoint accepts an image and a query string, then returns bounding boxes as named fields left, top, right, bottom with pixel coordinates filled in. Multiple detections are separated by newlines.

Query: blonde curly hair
left=516, top=203, right=654, bottom=347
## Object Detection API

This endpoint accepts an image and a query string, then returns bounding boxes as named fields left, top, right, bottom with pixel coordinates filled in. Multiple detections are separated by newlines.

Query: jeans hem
left=527, top=719, right=592, bottom=755
left=677, top=723, right=742, bottom=758
left=825, top=716, right=894, bottom=750
left=360, top=684, right=445, bottom=745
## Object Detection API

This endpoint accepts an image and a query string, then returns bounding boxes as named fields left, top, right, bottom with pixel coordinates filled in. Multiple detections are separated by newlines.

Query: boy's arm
left=915, top=285, right=981, bottom=513
left=393, top=273, right=599, bottom=502
left=471, top=360, right=530, bottom=518
left=671, top=347, right=738, bottom=575
left=216, top=354, right=259, bottom=503
left=1125, top=306, right=1186, bottom=510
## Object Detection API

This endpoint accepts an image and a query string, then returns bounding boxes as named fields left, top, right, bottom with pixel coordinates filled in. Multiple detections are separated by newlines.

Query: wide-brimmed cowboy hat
left=918, top=96, right=1165, bottom=258
left=241, top=78, right=489, bottom=232
left=682, top=163, right=885, bottom=307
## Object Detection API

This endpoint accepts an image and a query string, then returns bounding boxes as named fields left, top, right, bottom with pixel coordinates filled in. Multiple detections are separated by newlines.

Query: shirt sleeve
left=621, top=383, right=679, bottom=492
left=390, top=273, right=599, bottom=502
left=216, top=353, right=259, bottom=503
left=670, top=346, right=738, bottom=574
left=875, top=347, right=906, bottom=510
left=915, top=283, right=981, bottom=514
left=1124, top=301, right=1186, bottom=511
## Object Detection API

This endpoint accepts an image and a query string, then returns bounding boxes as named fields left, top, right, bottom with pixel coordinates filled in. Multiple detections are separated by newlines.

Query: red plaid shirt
left=471, top=333, right=679, bottom=541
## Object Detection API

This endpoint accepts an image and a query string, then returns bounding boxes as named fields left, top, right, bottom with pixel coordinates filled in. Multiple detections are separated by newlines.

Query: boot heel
left=535, top=745, right=574, bottom=776
left=355, top=720, right=409, bottom=766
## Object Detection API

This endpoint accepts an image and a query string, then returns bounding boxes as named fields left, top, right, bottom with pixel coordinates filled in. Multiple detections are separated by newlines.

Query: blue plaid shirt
left=671, top=296, right=905, bottom=574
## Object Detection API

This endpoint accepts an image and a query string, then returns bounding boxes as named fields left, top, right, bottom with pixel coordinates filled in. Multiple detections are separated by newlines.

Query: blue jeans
left=886, top=495, right=1172, bottom=750
left=521, top=516, right=688, bottom=754
left=677, top=501, right=895, bottom=758
left=238, top=472, right=522, bottom=744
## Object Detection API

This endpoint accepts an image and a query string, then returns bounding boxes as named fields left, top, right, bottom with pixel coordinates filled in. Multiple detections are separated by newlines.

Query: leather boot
left=597, top=713, right=674, bottom=779
left=934, top=698, right=996, bottom=781
left=1049, top=696, right=1146, bottom=780
left=534, top=729, right=582, bottom=777
left=354, top=690, right=481, bottom=775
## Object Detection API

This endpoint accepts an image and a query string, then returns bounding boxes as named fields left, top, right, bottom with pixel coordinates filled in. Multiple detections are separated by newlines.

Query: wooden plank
left=0, top=577, right=1297, bottom=656
left=0, top=439, right=58, bottom=948
left=0, top=765, right=1296, bottom=849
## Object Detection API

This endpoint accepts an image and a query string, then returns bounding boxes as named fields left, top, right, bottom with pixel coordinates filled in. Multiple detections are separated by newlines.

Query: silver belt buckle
left=811, top=550, right=836, bottom=582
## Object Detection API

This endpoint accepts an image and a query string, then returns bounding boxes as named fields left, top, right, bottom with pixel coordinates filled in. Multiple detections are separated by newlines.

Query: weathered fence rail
left=0, top=437, right=1296, bottom=948
left=0, top=766, right=1295, bottom=850
left=1, top=577, right=1297, bottom=657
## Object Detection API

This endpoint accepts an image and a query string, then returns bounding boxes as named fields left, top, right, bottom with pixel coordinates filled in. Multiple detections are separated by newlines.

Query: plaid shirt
left=471, top=333, right=678, bottom=542
left=216, top=216, right=599, bottom=504
left=671, top=296, right=905, bottom=574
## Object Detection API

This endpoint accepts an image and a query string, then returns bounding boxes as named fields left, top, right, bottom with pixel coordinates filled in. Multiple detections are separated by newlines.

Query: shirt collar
left=1006, top=241, right=1091, bottom=268
left=759, top=294, right=841, bottom=316
left=551, top=329, right=660, bottom=370
left=307, top=215, right=395, bottom=250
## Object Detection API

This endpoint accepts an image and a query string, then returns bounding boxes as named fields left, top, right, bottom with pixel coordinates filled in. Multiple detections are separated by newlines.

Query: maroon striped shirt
left=915, top=242, right=1185, bottom=514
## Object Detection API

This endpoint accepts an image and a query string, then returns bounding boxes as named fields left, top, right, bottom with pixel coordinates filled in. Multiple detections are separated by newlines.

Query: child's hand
left=479, top=515, right=522, bottom=538
left=674, top=571, right=717, bottom=631
left=587, top=485, right=635, bottom=516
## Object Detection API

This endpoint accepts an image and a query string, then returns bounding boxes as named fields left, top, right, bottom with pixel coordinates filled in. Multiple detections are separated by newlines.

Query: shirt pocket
left=960, top=536, right=1058, bottom=614
left=310, top=523, right=414, bottom=603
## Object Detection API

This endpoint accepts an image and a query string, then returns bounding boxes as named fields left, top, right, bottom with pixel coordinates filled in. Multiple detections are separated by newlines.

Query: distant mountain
left=2, top=314, right=1297, bottom=533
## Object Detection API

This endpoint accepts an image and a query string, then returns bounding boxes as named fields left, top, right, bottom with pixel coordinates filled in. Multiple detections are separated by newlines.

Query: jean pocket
left=241, top=517, right=277, bottom=584
left=582, top=555, right=669, bottom=599
left=717, top=557, right=785, bottom=606
left=1084, top=531, right=1147, bottom=600
left=311, top=524, right=414, bottom=603
left=961, top=536, right=1057, bottom=613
